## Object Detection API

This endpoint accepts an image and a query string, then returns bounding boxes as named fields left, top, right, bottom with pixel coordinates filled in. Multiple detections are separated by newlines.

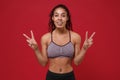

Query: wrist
left=82, top=45, right=88, bottom=51
left=34, top=47, right=39, bottom=52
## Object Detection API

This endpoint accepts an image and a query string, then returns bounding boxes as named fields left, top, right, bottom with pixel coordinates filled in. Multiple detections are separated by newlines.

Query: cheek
left=63, top=17, right=68, bottom=21
left=52, top=16, right=56, bottom=21
left=53, top=17, right=57, bottom=21
left=63, top=18, right=68, bottom=23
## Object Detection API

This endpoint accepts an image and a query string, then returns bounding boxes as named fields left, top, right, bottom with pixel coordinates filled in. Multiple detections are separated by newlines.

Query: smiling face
left=49, top=4, right=72, bottom=31
left=52, top=7, right=68, bottom=29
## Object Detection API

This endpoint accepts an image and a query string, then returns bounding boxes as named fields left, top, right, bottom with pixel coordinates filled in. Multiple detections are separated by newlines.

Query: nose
left=58, top=16, right=62, bottom=20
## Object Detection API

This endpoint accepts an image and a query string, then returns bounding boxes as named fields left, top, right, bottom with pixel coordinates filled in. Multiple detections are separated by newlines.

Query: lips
left=56, top=21, right=63, bottom=26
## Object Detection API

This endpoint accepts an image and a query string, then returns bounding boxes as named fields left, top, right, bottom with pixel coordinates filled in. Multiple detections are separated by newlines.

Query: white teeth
left=57, top=22, right=63, bottom=26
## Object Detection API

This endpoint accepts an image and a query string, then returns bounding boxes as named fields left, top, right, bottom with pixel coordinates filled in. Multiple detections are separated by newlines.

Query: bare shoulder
left=41, top=32, right=51, bottom=44
left=70, top=31, right=81, bottom=41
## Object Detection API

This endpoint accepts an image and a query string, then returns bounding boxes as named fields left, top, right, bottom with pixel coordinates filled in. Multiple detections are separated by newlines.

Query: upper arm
left=73, top=33, right=81, bottom=58
left=40, top=33, right=50, bottom=61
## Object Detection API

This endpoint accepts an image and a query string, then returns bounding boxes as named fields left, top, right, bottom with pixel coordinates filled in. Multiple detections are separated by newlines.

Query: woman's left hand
left=83, top=31, right=96, bottom=50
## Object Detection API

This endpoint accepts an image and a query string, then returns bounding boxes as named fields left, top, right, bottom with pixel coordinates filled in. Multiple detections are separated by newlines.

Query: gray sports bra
left=47, top=31, right=74, bottom=58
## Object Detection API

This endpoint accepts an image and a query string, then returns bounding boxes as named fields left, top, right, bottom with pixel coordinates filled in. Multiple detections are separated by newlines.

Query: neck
left=54, top=28, right=68, bottom=34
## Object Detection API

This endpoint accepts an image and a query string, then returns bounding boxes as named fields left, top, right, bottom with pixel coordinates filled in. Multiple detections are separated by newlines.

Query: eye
left=54, top=14, right=58, bottom=17
left=62, top=15, right=66, bottom=17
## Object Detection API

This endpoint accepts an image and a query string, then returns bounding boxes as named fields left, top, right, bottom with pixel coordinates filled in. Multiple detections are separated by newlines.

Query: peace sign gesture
left=23, top=30, right=38, bottom=50
left=83, top=31, right=96, bottom=50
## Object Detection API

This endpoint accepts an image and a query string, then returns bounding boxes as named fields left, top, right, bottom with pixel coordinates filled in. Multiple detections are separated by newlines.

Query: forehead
left=54, top=7, right=67, bottom=14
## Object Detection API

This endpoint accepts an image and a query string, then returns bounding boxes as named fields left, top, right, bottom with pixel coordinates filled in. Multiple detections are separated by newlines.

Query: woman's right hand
left=23, top=30, right=38, bottom=50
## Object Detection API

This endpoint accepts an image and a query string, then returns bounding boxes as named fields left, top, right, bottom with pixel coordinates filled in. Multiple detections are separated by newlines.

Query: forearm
left=34, top=48, right=48, bottom=66
left=73, top=31, right=95, bottom=66
left=74, top=47, right=87, bottom=66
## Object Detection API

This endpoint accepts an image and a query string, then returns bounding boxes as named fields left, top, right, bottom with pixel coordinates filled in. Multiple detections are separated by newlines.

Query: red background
left=0, top=0, right=120, bottom=80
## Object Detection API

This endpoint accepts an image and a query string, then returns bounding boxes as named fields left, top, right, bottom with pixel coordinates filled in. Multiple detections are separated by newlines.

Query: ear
left=52, top=16, right=54, bottom=21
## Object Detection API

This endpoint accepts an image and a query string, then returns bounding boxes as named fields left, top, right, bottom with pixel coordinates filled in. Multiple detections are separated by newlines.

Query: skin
left=23, top=7, right=95, bottom=74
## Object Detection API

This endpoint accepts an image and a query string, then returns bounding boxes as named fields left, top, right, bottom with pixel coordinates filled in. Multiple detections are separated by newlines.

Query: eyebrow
left=54, top=12, right=66, bottom=14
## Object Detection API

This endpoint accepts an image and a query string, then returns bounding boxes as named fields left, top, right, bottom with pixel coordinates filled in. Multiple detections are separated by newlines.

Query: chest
left=52, top=34, right=71, bottom=46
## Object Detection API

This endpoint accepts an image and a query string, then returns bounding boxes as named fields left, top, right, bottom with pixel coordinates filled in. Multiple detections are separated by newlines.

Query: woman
left=23, top=4, right=95, bottom=80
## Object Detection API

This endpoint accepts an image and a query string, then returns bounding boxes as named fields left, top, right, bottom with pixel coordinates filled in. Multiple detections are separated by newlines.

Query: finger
left=23, top=33, right=31, bottom=40
left=89, top=42, right=93, bottom=46
left=85, top=31, right=88, bottom=40
left=89, top=32, right=96, bottom=39
left=88, top=38, right=93, bottom=42
left=26, top=39, right=32, bottom=44
left=28, top=44, right=31, bottom=47
left=28, top=44, right=32, bottom=47
left=30, top=30, right=34, bottom=39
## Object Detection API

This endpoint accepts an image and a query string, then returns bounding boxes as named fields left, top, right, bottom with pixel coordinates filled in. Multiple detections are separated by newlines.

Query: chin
left=56, top=27, right=65, bottom=29
left=57, top=26, right=64, bottom=28
left=55, top=25, right=64, bottom=28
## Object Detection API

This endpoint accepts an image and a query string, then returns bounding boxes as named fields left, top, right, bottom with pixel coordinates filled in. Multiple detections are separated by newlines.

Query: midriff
left=49, top=57, right=73, bottom=74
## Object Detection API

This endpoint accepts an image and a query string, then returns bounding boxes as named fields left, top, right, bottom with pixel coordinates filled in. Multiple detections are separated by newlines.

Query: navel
left=59, top=68, right=62, bottom=72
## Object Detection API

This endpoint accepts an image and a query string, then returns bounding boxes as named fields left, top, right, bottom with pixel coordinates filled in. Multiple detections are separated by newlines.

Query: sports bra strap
left=51, top=31, right=53, bottom=42
left=69, top=31, right=71, bottom=42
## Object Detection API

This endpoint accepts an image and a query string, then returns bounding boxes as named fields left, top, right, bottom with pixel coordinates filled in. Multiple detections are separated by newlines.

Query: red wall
left=0, top=0, right=120, bottom=80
